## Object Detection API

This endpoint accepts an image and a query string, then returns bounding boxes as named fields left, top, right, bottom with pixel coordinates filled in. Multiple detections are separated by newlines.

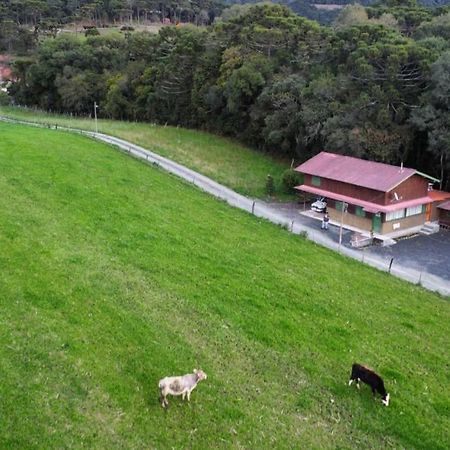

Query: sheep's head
left=193, top=369, right=207, bottom=381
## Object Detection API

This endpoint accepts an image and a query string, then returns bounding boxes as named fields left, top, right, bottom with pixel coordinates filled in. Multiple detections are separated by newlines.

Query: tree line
left=0, top=0, right=220, bottom=25
left=5, top=0, right=450, bottom=188
left=0, top=0, right=222, bottom=52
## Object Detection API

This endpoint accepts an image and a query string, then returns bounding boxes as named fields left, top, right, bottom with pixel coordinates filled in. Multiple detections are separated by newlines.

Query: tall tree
left=411, top=51, right=450, bottom=189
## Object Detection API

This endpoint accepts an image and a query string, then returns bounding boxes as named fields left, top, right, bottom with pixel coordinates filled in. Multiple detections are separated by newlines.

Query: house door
left=372, top=213, right=381, bottom=233
left=425, top=203, right=432, bottom=222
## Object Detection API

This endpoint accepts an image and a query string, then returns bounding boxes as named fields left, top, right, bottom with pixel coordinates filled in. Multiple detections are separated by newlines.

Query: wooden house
left=294, top=152, right=441, bottom=236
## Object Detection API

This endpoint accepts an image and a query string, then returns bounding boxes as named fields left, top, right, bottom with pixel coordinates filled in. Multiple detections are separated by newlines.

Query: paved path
left=1, top=116, right=449, bottom=297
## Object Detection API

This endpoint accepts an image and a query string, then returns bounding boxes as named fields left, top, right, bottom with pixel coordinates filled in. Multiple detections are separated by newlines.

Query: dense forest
left=1, top=0, right=450, bottom=187
left=0, top=0, right=221, bottom=29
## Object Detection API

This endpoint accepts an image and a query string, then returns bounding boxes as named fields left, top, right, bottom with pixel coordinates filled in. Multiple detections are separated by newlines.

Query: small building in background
left=437, top=200, right=450, bottom=228
left=294, top=151, right=448, bottom=237
left=428, top=190, right=450, bottom=223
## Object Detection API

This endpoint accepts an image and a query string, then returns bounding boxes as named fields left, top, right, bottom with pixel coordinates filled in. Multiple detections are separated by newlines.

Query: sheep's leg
left=160, top=389, right=168, bottom=408
left=187, top=390, right=192, bottom=402
left=182, top=392, right=186, bottom=401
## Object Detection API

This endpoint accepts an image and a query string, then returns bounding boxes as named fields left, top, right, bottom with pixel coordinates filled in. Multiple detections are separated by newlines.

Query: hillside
left=1, top=122, right=449, bottom=449
left=0, top=106, right=290, bottom=199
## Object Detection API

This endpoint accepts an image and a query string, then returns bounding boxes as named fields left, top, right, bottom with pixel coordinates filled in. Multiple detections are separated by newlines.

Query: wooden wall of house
left=303, top=175, right=385, bottom=204
left=384, top=175, right=429, bottom=204
left=327, top=206, right=373, bottom=231
left=380, top=213, right=426, bottom=234
left=431, top=202, right=441, bottom=221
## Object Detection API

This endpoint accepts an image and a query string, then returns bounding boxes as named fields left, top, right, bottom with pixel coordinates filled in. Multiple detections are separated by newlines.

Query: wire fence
left=1, top=115, right=449, bottom=297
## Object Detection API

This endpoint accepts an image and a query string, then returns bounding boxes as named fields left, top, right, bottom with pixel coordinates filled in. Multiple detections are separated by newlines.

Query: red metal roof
left=438, top=200, right=450, bottom=211
left=296, top=184, right=433, bottom=213
left=295, top=152, right=417, bottom=192
left=428, top=190, right=450, bottom=202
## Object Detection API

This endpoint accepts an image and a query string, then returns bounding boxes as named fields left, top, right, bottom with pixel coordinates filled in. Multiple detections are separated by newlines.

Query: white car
left=311, top=197, right=327, bottom=213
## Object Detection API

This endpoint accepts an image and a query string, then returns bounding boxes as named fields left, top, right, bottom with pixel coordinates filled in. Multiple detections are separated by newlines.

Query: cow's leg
left=356, top=378, right=361, bottom=389
left=348, top=378, right=354, bottom=386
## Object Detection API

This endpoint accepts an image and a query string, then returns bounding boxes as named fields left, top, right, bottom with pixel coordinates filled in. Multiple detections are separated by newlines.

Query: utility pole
left=338, top=201, right=348, bottom=252
left=94, top=101, right=98, bottom=134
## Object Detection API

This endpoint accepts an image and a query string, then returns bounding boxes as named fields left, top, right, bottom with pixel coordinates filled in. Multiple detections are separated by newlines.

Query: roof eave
left=415, top=170, right=440, bottom=183
left=387, top=170, right=440, bottom=192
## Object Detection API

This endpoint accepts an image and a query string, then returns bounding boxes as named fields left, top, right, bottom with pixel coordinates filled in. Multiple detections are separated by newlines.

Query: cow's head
left=194, top=369, right=207, bottom=381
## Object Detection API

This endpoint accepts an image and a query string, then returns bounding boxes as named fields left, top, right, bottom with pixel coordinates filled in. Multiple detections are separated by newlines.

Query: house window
left=386, top=209, right=405, bottom=221
left=406, top=205, right=424, bottom=217
left=312, top=176, right=321, bottom=187
left=355, top=206, right=366, bottom=218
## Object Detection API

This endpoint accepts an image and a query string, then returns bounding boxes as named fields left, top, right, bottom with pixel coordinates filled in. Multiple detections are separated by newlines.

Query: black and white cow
left=349, top=363, right=390, bottom=406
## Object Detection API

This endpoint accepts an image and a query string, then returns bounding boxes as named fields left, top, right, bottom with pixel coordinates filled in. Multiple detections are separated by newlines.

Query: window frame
left=385, top=209, right=405, bottom=222
left=406, top=204, right=424, bottom=217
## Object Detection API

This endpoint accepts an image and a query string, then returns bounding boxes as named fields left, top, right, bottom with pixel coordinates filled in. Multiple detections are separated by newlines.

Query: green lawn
left=0, top=123, right=449, bottom=449
left=0, top=106, right=290, bottom=199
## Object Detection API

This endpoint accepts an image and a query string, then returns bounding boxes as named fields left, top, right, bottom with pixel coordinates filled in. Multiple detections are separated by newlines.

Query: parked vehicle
left=311, top=197, right=327, bottom=213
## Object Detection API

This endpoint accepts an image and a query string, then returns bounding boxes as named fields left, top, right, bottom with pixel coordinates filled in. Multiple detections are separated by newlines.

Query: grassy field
left=0, top=122, right=449, bottom=449
left=0, top=106, right=291, bottom=199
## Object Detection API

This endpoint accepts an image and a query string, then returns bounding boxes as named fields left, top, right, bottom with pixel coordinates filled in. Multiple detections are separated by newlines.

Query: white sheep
left=158, top=369, right=207, bottom=408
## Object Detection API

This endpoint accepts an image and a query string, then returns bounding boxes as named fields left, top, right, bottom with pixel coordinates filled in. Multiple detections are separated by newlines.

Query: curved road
left=1, top=116, right=449, bottom=297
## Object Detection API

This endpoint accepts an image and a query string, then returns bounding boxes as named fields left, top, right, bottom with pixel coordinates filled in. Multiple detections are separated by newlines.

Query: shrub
left=85, top=27, right=100, bottom=37
left=266, top=174, right=275, bottom=196
left=281, top=169, right=303, bottom=194
left=0, top=91, right=11, bottom=106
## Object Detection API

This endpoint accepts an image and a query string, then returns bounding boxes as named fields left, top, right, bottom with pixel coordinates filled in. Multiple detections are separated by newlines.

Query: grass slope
left=0, top=106, right=289, bottom=199
left=0, top=123, right=449, bottom=449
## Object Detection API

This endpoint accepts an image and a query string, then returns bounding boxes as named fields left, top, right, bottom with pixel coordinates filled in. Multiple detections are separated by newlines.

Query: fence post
left=388, top=258, right=394, bottom=273
left=252, top=201, right=255, bottom=215
left=291, top=220, right=294, bottom=232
